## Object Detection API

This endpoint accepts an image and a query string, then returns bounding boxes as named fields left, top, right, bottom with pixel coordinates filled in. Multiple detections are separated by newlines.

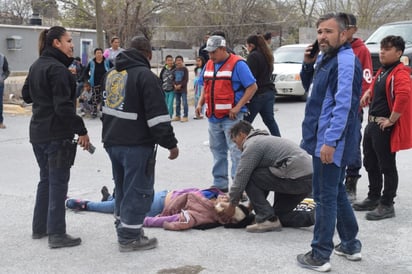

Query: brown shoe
left=0, top=123, right=6, bottom=129
left=171, top=116, right=180, bottom=122
left=246, top=219, right=282, bottom=233
left=181, top=117, right=189, bottom=122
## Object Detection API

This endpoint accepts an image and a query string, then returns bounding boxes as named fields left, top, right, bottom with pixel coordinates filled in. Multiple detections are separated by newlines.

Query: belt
left=368, top=115, right=385, bottom=123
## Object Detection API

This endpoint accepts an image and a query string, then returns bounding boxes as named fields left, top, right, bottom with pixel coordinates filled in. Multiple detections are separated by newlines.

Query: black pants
left=363, top=122, right=398, bottom=205
left=245, top=168, right=313, bottom=227
left=32, top=140, right=76, bottom=235
left=91, top=85, right=102, bottom=115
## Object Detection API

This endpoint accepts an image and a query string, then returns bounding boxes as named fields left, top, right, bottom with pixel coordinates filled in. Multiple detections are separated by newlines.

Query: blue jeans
left=208, top=113, right=243, bottom=189
left=175, top=92, right=188, bottom=117
left=105, top=145, right=155, bottom=244
left=311, top=157, right=361, bottom=262
left=244, top=90, right=281, bottom=136
left=164, top=91, right=174, bottom=118
left=87, top=190, right=168, bottom=216
left=0, top=83, right=4, bottom=123
left=32, top=140, right=76, bottom=235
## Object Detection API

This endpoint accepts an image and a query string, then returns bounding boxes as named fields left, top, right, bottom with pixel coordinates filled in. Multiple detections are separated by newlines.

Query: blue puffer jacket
left=300, top=43, right=362, bottom=167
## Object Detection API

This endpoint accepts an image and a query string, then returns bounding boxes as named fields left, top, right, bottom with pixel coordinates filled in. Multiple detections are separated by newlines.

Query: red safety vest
left=203, top=54, right=243, bottom=118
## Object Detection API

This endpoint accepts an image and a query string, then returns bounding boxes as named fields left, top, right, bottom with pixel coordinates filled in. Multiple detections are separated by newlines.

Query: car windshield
left=274, top=46, right=305, bottom=63
left=366, top=24, right=412, bottom=45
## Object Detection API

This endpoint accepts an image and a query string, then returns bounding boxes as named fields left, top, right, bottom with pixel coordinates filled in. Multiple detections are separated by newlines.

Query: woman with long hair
left=244, top=34, right=281, bottom=136
left=22, top=26, right=91, bottom=249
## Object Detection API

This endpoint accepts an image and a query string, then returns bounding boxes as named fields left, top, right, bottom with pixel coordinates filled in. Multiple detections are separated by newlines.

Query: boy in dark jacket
left=159, top=55, right=175, bottom=118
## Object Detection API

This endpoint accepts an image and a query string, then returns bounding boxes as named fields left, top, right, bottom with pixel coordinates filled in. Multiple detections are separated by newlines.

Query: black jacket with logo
left=101, top=48, right=177, bottom=149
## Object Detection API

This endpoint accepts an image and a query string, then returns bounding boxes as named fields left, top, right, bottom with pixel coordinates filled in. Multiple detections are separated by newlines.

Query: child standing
left=159, top=55, right=175, bottom=118
left=193, top=56, right=205, bottom=119
left=172, top=56, right=189, bottom=122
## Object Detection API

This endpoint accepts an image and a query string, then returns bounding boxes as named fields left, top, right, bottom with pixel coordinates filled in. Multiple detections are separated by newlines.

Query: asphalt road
left=1, top=98, right=411, bottom=273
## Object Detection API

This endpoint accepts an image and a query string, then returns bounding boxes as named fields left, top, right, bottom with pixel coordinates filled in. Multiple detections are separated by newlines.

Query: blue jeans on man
left=208, top=113, right=244, bottom=190
left=32, top=140, right=75, bottom=235
left=105, top=145, right=155, bottom=244
left=244, top=89, right=281, bottom=137
left=311, top=157, right=361, bottom=262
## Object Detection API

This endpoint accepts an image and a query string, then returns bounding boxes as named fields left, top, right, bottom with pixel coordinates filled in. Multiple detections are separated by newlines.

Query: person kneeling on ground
left=221, top=120, right=314, bottom=232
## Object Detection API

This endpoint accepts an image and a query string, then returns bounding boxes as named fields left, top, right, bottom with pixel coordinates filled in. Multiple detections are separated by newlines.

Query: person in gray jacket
left=221, top=120, right=313, bottom=232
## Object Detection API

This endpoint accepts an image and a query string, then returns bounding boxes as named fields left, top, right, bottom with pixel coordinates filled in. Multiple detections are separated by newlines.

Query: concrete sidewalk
left=1, top=100, right=411, bottom=273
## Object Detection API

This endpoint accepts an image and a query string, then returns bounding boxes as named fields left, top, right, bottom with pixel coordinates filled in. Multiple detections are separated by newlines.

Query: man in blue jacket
left=297, top=13, right=362, bottom=272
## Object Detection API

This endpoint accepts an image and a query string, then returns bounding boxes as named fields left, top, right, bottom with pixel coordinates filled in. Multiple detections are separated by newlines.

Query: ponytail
left=38, top=26, right=67, bottom=55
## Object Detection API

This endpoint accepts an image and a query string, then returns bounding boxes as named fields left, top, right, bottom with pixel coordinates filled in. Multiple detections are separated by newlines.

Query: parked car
left=365, top=21, right=412, bottom=75
left=272, top=44, right=308, bottom=101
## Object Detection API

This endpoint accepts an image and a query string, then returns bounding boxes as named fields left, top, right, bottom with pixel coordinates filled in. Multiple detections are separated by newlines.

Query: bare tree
left=0, top=0, right=32, bottom=24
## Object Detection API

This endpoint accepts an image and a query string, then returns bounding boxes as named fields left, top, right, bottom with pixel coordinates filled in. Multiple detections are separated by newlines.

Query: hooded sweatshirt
left=351, top=38, right=373, bottom=94
left=101, top=48, right=177, bottom=149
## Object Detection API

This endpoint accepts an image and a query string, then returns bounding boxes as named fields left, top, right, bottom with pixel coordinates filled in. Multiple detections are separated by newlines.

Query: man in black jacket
left=101, top=36, right=179, bottom=252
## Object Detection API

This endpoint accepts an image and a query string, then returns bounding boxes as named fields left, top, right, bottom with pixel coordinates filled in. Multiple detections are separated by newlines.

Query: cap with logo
left=204, top=35, right=226, bottom=52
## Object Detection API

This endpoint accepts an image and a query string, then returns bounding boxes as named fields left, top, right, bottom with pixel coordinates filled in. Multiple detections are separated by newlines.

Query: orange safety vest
left=203, top=54, right=243, bottom=118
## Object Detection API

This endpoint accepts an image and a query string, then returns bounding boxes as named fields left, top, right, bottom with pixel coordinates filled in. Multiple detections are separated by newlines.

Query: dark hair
left=381, top=35, right=405, bottom=54
left=347, top=13, right=357, bottom=28
left=175, top=55, right=184, bottom=61
left=246, top=34, right=274, bottom=71
left=165, top=55, right=173, bottom=60
left=74, top=56, right=81, bottom=61
left=263, top=32, right=272, bottom=41
left=129, top=36, right=152, bottom=58
left=316, top=13, right=348, bottom=31
left=38, top=26, right=67, bottom=55
left=194, top=56, right=205, bottom=72
left=94, top=47, right=103, bottom=54
left=110, top=36, right=120, bottom=43
left=229, top=120, right=253, bottom=140
left=212, top=30, right=226, bottom=38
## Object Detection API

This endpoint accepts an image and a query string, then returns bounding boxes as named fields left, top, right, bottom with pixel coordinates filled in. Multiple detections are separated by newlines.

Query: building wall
left=0, top=24, right=99, bottom=73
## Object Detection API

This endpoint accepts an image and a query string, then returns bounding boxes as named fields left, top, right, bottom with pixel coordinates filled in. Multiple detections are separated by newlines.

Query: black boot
left=101, top=186, right=110, bottom=201
left=48, top=233, right=81, bottom=249
left=345, top=176, right=359, bottom=203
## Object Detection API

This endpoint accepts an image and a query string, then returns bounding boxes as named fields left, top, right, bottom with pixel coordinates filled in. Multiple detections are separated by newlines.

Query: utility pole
left=95, top=0, right=104, bottom=48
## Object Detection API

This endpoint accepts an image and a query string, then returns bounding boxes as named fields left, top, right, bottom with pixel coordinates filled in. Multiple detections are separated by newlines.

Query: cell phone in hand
left=309, top=40, right=319, bottom=58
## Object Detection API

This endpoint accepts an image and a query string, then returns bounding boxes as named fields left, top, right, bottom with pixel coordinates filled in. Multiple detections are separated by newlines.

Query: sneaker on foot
left=101, top=186, right=110, bottom=201
left=366, top=203, right=395, bottom=221
left=181, top=117, right=189, bottom=122
left=171, top=116, right=180, bottom=122
left=297, top=251, right=331, bottom=272
left=246, top=218, right=282, bottom=233
left=66, top=199, right=88, bottom=211
left=119, top=236, right=158, bottom=252
left=334, top=243, right=362, bottom=261
left=48, top=233, right=81, bottom=248
left=0, top=123, right=6, bottom=129
left=352, top=197, right=380, bottom=211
